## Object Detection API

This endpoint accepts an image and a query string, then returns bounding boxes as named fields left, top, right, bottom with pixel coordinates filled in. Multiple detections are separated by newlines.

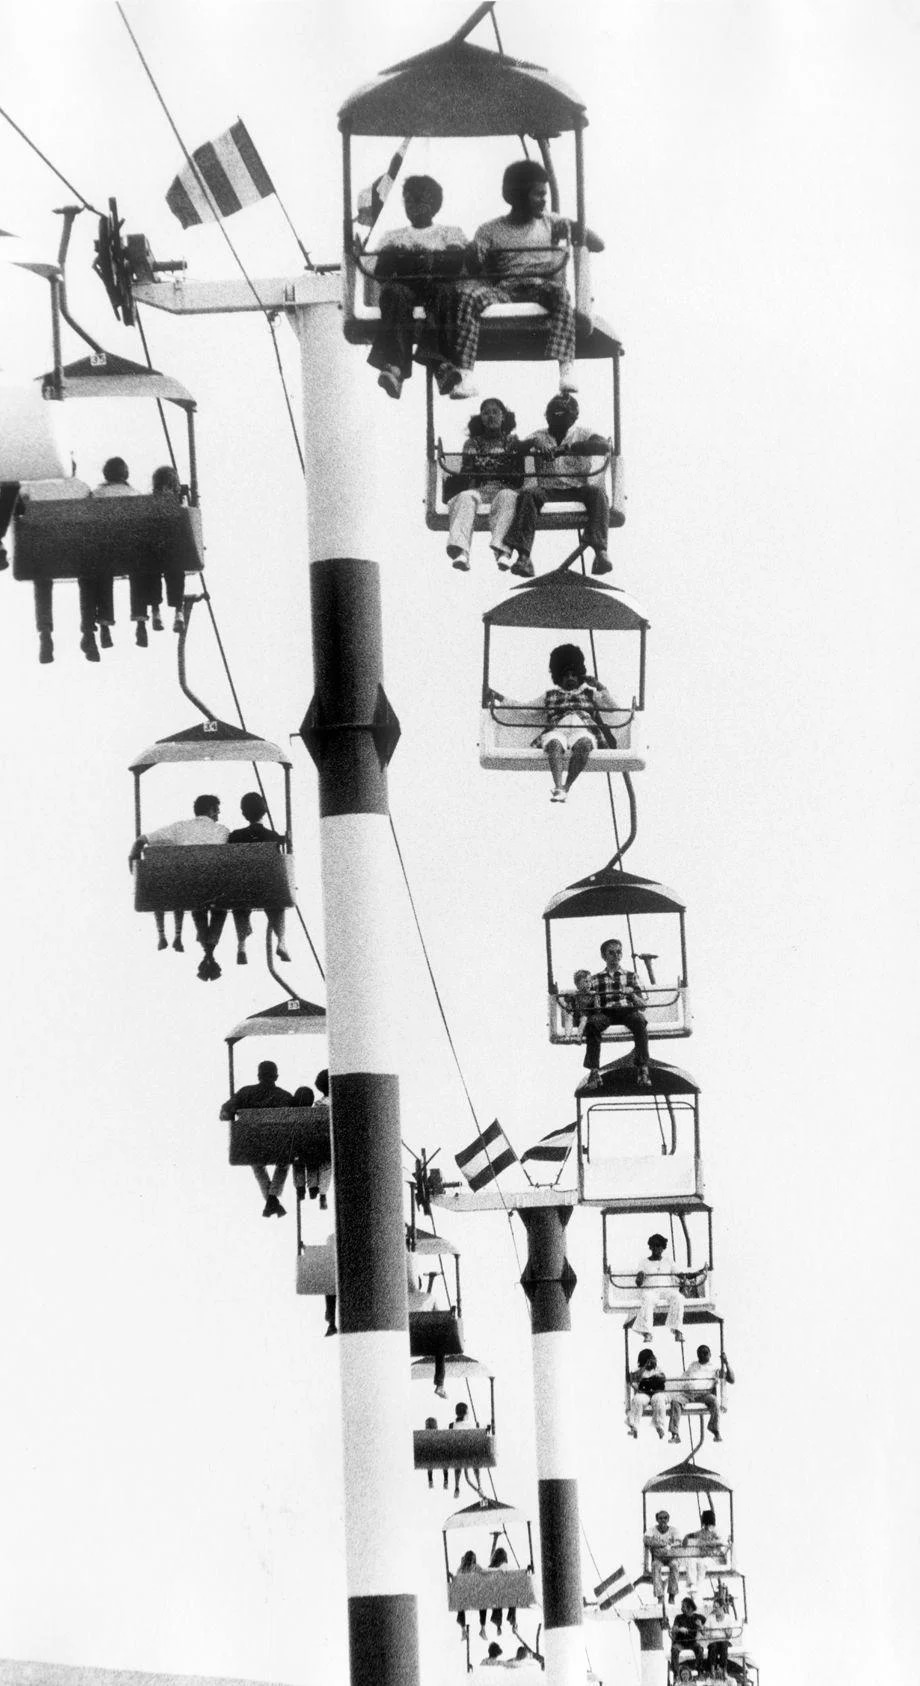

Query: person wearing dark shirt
left=294, top=1068, right=331, bottom=1209
left=217, top=791, right=291, bottom=966
left=670, top=1597, right=706, bottom=1674
left=582, top=936, right=650, bottom=1088
left=219, top=1058, right=293, bottom=1216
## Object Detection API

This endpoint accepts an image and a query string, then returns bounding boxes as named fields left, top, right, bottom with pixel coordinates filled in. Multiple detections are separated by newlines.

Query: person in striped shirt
left=582, top=936, right=651, bottom=1088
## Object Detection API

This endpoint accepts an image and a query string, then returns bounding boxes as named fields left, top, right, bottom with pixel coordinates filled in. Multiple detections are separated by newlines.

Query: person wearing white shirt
left=129, top=794, right=230, bottom=976
left=635, top=1233, right=687, bottom=1340
left=668, top=1344, right=735, bottom=1444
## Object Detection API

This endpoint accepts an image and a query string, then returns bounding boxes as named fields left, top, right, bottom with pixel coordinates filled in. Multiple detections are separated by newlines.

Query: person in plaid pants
left=440, top=159, right=604, bottom=401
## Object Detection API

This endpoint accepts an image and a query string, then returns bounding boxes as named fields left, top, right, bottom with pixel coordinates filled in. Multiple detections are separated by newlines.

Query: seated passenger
left=209, top=791, right=290, bottom=967
left=479, top=1547, right=516, bottom=1642
left=366, top=174, right=468, bottom=400
left=644, top=1509, right=681, bottom=1601
left=407, top=1256, right=448, bottom=1396
left=437, top=159, right=604, bottom=402
left=444, top=397, right=522, bottom=572
left=504, top=393, right=612, bottom=576
left=219, top=1058, right=294, bottom=1217
left=131, top=465, right=188, bottom=646
left=482, top=1642, right=504, bottom=1666
left=129, top=793, right=230, bottom=979
left=557, top=967, right=593, bottom=1032
left=633, top=1233, right=686, bottom=1338
left=583, top=937, right=651, bottom=1090
left=82, top=456, right=141, bottom=659
left=16, top=475, right=92, bottom=665
left=668, top=1345, right=736, bottom=1445
left=626, top=1346, right=668, bottom=1439
left=293, top=1067, right=331, bottom=1209
left=682, top=1510, right=729, bottom=1572
left=492, top=642, right=617, bottom=804
left=455, top=1549, right=480, bottom=1630
left=448, top=1399, right=480, bottom=1499
left=670, top=1597, right=706, bottom=1674
left=0, top=479, right=18, bottom=570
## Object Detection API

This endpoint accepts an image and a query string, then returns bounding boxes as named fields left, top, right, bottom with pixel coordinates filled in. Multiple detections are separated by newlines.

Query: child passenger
left=367, top=175, right=468, bottom=400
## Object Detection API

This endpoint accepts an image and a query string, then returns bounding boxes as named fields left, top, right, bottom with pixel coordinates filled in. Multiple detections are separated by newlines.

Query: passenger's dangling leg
left=563, top=735, right=593, bottom=791
left=488, top=485, right=519, bottom=566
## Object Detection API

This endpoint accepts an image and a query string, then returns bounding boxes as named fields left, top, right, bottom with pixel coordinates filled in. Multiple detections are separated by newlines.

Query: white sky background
left=1, top=1, right=918, bottom=1682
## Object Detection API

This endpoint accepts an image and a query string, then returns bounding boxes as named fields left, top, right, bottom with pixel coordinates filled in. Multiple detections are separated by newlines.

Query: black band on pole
left=519, top=1207, right=577, bottom=1333
left=302, top=557, right=401, bottom=815
left=538, top=1478, right=583, bottom=1630
left=348, top=1593, right=420, bottom=1686
left=333, top=1071, right=407, bottom=1333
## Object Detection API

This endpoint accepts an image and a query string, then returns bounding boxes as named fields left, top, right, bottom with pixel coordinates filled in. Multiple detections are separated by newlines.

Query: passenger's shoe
left=669, top=1433, right=681, bottom=1444
left=262, top=1200, right=274, bottom=1217
left=493, top=547, right=512, bottom=570
left=80, top=632, right=100, bottom=663
left=172, top=609, right=184, bottom=632
left=435, top=1385, right=447, bottom=1399
left=377, top=366, right=403, bottom=399
left=151, top=610, right=164, bottom=631
left=627, top=1425, right=638, bottom=1438
left=558, top=360, right=579, bottom=393
left=710, top=1430, right=722, bottom=1442
left=510, top=555, right=534, bottom=577
left=38, top=632, right=54, bottom=664
left=449, top=374, right=479, bottom=401
left=308, top=1186, right=318, bottom=1200
left=265, top=1195, right=286, bottom=1218
left=434, top=361, right=461, bottom=396
left=591, top=552, right=613, bottom=576
left=172, top=937, right=184, bottom=952
left=276, top=947, right=291, bottom=962
left=583, top=1069, right=602, bottom=1090
left=550, top=787, right=567, bottom=803
left=635, top=1064, right=652, bottom=1089
left=446, top=541, right=468, bottom=562
left=135, top=620, right=148, bottom=647
left=0, top=544, right=8, bottom=570
left=319, top=1194, right=327, bottom=1210
left=325, top=1322, right=337, bottom=1337
left=99, top=624, right=113, bottom=649
left=157, top=936, right=168, bottom=951
left=451, top=552, right=471, bottom=571
left=236, top=948, right=247, bottom=965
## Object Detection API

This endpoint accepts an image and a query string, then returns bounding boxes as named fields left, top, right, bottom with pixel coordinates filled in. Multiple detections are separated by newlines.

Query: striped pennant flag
left=594, top=1565, right=637, bottom=1610
left=455, top=1119, right=518, bottom=1192
left=521, top=1120, right=576, bottom=1167
left=166, top=119, right=275, bottom=229
left=356, top=138, right=411, bottom=229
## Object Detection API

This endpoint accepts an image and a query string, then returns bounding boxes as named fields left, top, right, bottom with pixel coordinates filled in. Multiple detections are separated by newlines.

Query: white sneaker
left=550, top=787, right=567, bottom=803
left=449, top=375, right=479, bottom=401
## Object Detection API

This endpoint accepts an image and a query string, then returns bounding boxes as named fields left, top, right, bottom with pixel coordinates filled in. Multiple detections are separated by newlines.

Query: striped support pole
left=520, top=1207, right=583, bottom=1686
left=635, top=1616, right=668, bottom=1686
left=296, top=301, right=418, bottom=1686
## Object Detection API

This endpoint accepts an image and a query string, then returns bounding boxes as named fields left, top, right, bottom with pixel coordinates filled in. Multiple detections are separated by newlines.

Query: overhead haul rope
left=0, top=101, right=103, bottom=216
left=116, top=2, right=305, bottom=475
left=389, top=813, right=524, bottom=1281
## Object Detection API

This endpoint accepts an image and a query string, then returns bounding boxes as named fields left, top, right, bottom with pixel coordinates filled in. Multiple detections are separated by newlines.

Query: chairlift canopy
left=410, top=1228, right=461, bottom=1257
left=46, top=353, right=196, bottom=409
left=579, top=1054, right=700, bottom=1098
left=130, top=720, right=292, bottom=773
left=445, top=1499, right=526, bottom=1531
left=226, top=1000, right=327, bottom=1044
left=339, top=38, right=586, bottom=138
left=545, top=870, right=686, bottom=922
left=644, top=1459, right=733, bottom=1496
left=485, top=573, right=648, bottom=634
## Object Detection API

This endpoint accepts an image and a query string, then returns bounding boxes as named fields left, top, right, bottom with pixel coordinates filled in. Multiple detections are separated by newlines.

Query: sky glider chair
left=545, top=868, right=690, bottom=1042
left=444, top=1499, right=538, bottom=1621
left=338, top=15, right=622, bottom=364
left=225, top=998, right=328, bottom=1172
left=575, top=1056, right=703, bottom=1208
left=481, top=571, right=648, bottom=774
left=622, top=1311, right=727, bottom=1429
left=426, top=365, right=625, bottom=532
left=412, top=1356, right=497, bottom=1476
left=409, top=1227, right=465, bottom=1366
left=638, top=1460, right=745, bottom=1612
left=603, top=1204, right=716, bottom=1317
left=11, top=355, right=203, bottom=587
left=130, top=720, right=295, bottom=919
